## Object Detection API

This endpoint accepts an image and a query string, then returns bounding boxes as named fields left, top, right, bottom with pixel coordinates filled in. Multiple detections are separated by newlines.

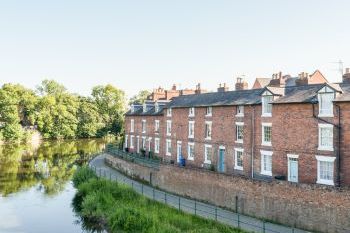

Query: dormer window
left=167, top=108, right=172, bottom=117
left=318, top=86, right=335, bottom=117
left=189, top=107, right=195, bottom=117
left=262, top=91, right=273, bottom=117
left=236, top=105, right=244, bottom=117
left=206, top=107, right=212, bottom=116
left=143, top=103, right=147, bottom=113
left=131, top=105, right=135, bottom=113
left=155, top=102, right=159, bottom=112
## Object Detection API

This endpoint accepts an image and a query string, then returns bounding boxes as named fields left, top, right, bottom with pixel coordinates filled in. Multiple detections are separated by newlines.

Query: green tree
left=129, top=90, right=151, bottom=105
left=91, top=84, right=126, bottom=136
left=76, top=97, right=104, bottom=138
left=36, top=80, right=79, bottom=139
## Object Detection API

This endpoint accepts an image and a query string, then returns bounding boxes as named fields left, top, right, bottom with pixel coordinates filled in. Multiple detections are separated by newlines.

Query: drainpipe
left=251, top=105, right=255, bottom=179
left=312, top=103, right=341, bottom=187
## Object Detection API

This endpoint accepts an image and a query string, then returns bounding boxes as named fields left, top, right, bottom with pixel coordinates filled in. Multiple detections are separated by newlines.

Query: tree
left=91, top=84, right=126, bottom=136
left=129, top=90, right=151, bottom=105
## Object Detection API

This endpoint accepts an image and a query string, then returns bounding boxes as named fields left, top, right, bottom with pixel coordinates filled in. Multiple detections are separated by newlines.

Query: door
left=218, top=147, right=225, bottom=172
left=137, top=137, right=140, bottom=153
left=288, top=157, right=298, bottom=182
left=177, top=142, right=182, bottom=163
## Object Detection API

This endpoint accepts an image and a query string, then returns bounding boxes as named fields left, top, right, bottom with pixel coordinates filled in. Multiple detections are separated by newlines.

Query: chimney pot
left=346, top=68, right=350, bottom=74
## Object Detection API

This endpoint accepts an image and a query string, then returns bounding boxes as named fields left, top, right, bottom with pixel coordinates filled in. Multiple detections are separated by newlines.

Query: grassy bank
left=72, top=166, right=245, bottom=233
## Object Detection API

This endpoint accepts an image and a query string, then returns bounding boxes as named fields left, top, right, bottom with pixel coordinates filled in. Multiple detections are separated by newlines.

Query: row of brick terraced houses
left=124, top=69, right=350, bottom=187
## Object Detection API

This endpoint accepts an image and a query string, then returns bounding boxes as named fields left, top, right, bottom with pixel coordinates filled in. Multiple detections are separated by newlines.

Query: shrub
left=72, top=166, right=97, bottom=187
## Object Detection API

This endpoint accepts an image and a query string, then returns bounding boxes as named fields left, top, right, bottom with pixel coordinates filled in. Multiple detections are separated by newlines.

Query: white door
left=288, top=157, right=298, bottom=182
left=177, top=142, right=182, bottom=163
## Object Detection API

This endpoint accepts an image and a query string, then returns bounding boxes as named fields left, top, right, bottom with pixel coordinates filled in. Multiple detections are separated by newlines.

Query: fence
left=106, top=145, right=160, bottom=169
left=89, top=164, right=308, bottom=233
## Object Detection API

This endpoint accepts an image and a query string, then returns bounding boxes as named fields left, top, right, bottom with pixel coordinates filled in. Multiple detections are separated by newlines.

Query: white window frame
left=318, top=123, right=333, bottom=151
left=204, top=144, right=212, bottom=164
left=318, top=86, right=335, bottom=117
left=136, top=136, right=140, bottom=153
left=155, top=120, right=160, bottom=133
left=142, top=119, right=146, bottom=133
left=166, top=120, right=172, bottom=136
left=316, top=155, right=336, bottom=186
left=262, top=92, right=273, bottom=117
left=188, top=121, right=195, bottom=138
left=154, top=138, right=160, bottom=153
left=124, top=135, right=128, bottom=148
left=189, top=107, right=195, bottom=117
left=131, top=105, right=135, bottom=113
left=261, top=123, right=272, bottom=146
left=260, top=150, right=273, bottom=176
left=188, top=142, right=195, bottom=161
left=148, top=137, right=152, bottom=151
left=234, top=148, right=244, bottom=171
left=167, top=108, right=172, bottom=117
left=141, top=136, right=146, bottom=149
left=130, top=119, right=134, bottom=133
left=236, top=105, right=244, bottom=117
left=235, top=122, right=244, bottom=143
left=155, top=102, right=159, bottom=112
left=205, top=121, right=212, bottom=140
left=206, top=106, right=212, bottom=117
left=166, top=139, right=172, bottom=156
left=130, top=135, right=134, bottom=149
left=287, top=154, right=299, bottom=183
left=143, top=103, right=147, bottom=113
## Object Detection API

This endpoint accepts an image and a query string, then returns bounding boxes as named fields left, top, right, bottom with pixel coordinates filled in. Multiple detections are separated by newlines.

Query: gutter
left=312, top=103, right=341, bottom=187
left=251, top=105, right=255, bottom=179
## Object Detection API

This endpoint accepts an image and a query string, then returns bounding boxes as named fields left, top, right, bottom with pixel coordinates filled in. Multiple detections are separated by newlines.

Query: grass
left=72, top=166, right=245, bottom=233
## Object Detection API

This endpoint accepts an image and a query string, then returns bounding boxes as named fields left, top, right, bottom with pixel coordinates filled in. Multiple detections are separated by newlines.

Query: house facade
left=124, top=69, right=350, bottom=187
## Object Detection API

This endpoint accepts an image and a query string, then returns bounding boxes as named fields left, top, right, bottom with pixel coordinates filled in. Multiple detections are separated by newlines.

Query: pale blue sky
left=0, top=0, right=349, bottom=97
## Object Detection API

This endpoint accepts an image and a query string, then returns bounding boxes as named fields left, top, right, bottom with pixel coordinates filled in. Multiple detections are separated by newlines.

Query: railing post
left=292, top=227, right=295, bottom=233
left=132, top=181, right=134, bottom=189
left=141, top=184, right=144, bottom=195
left=99, top=169, right=101, bottom=177
left=109, top=172, right=111, bottom=180
left=153, top=188, right=155, bottom=200
left=194, top=200, right=197, bottom=215
left=165, top=193, right=167, bottom=204
left=237, top=212, right=240, bottom=229
left=178, top=197, right=181, bottom=210
left=263, top=220, right=266, bottom=233
left=215, top=207, right=218, bottom=221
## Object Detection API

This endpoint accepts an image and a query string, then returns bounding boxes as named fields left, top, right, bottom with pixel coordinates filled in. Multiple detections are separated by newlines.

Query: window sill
left=261, top=142, right=272, bottom=147
left=205, top=137, right=212, bottom=140
left=318, top=114, right=334, bottom=118
left=187, top=157, right=194, bottom=161
left=188, top=136, right=194, bottom=139
left=166, top=134, right=171, bottom=137
left=262, top=113, right=272, bottom=117
left=205, top=114, right=212, bottom=117
left=189, top=115, right=195, bottom=118
left=261, top=171, right=272, bottom=176
left=234, top=166, right=243, bottom=171
left=235, top=140, right=243, bottom=144
left=166, top=153, right=171, bottom=156
left=317, top=146, right=334, bottom=152
left=317, top=179, right=334, bottom=186
left=204, top=160, right=211, bottom=165
left=235, top=114, right=244, bottom=117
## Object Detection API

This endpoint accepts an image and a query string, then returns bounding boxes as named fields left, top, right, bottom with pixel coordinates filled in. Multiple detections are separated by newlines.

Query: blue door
left=218, top=148, right=225, bottom=172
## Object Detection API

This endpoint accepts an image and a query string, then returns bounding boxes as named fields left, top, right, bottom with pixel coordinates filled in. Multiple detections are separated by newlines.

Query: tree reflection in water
left=0, top=139, right=111, bottom=196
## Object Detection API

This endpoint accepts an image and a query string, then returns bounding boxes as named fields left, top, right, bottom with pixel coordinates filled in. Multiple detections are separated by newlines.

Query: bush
left=72, top=166, right=97, bottom=187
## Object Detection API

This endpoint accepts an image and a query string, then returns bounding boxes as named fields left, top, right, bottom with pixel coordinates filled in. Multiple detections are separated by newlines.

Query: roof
left=253, top=78, right=271, bottom=88
left=167, top=88, right=264, bottom=108
left=125, top=104, right=166, bottom=116
left=334, top=83, right=350, bottom=102
left=272, top=84, right=324, bottom=104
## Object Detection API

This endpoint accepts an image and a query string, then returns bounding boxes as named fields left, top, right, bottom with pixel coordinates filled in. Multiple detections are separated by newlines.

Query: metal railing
left=106, top=145, right=160, bottom=169
left=89, top=164, right=309, bottom=233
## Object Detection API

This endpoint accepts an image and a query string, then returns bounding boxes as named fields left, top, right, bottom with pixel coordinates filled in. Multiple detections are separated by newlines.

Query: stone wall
left=105, top=154, right=350, bottom=233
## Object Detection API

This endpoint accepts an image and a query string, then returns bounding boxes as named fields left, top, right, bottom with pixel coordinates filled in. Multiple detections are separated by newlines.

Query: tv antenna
left=331, top=60, right=344, bottom=80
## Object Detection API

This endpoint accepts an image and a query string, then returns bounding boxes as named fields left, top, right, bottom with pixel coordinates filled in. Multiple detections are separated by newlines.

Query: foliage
left=72, top=169, right=244, bottom=233
left=0, top=80, right=126, bottom=141
left=129, top=90, right=151, bottom=105
left=72, top=166, right=97, bottom=187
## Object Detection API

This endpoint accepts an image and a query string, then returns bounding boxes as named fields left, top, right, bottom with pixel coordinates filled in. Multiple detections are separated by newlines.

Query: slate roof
left=334, top=83, right=350, bottom=102
left=272, top=84, right=324, bottom=104
left=125, top=104, right=166, bottom=116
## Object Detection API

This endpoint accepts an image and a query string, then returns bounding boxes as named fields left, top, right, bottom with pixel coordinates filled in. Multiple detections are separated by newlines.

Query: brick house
left=124, top=69, right=350, bottom=187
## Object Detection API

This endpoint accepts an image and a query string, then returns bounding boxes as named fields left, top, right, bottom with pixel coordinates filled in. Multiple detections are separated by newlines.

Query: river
left=0, top=139, right=113, bottom=233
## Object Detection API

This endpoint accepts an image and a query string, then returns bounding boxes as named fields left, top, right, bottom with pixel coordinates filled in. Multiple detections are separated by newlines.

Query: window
left=141, top=136, right=146, bottom=149
left=155, top=102, right=159, bottom=112
left=261, top=150, right=273, bottom=176
left=130, top=119, right=134, bottom=132
left=205, top=121, right=212, bottom=140
left=155, top=120, right=160, bottom=133
left=124, top=135, right=128, bottom=148
left=204, top=145, right=212, bottom=164
left=236, top=105, right=244, bottom=116
left=234, top=148, right=244, bottom=170
left=206, top=106, right=212, bottom=116
left=167, top=108, right=172, bottom=117
left=189, top=107, right=195, bottom=117
left=131, top=105, right=135, bottom=113
left=318, top=124, right=333, bottom=151
left=188, top=142, right=195, bottom=160
left=143, top=103, right=147, bottom=113
left=262, top=123, right=272, bottom=146
left=316, top=155, right=335, bottom=185
left=154, top=138, right=160, bottom=153
left=166, top=120, right=172, bottom=136
left=318, top=86, right=334, bottom=117
left=262, top=94, right=273, bottom=117
left=166, top=139, right=172, bottom=156
left=136, top=136, right=140, bottom=153
left=188, top=121, right=195, bottom=138
left=142, top=119, right=146, bottom=133
left=235, top=122, right=244, bottom=143
left=130, top=136, right=134, bottom=148
left=148, top=137, right=152, bottom=151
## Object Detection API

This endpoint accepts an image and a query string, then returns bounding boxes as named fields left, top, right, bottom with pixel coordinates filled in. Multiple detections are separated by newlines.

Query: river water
left=0, top=139, right=112, bottom=233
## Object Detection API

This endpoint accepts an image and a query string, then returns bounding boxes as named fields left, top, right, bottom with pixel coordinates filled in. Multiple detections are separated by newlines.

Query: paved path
left=90, top=154, right=311, bottom=233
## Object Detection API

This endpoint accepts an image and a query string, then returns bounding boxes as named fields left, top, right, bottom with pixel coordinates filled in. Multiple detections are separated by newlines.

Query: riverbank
left=72, top=166, right=244, bottom=233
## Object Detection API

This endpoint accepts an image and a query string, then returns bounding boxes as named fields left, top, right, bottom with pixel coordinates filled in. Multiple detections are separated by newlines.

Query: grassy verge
left=72, top=166, right=246, bottom=233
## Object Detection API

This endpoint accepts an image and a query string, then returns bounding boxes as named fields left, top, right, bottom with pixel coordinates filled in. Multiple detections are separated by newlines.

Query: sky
left=0, top=0, right=350, bottom=98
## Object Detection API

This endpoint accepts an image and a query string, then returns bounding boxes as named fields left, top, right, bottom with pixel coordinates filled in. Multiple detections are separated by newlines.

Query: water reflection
left=0, top=139, right=110, bottom=196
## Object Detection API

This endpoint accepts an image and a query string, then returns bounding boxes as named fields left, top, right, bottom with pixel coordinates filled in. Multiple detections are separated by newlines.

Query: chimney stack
left=343, top=68, right=350, bottom=83
left=217, top=83, right=229, bottom=92
left=195, top=83, right=203, bottom=94
left=295, top=72, right=309, bottom=86
left=235, top=77, right=248, bottom=90
left=172, top=84, right=177, bottom=91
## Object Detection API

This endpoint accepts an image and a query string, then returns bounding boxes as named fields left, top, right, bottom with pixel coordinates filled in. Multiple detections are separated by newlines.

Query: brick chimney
left=217, top=83, right=229, bottom=92
left=295, top=72, right=309, bottom=86
left=235, top=77, right=248, bottom=90
left=195, top=83, right=203, bottom=94
left=343, top=68, right=350, bottom=83
left=269, top=72, right=286, bottom=87
left=172, top=84, right=177, bottom=90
